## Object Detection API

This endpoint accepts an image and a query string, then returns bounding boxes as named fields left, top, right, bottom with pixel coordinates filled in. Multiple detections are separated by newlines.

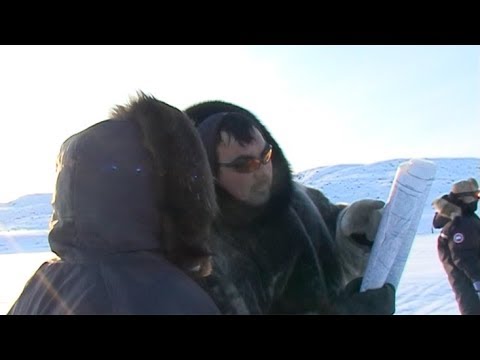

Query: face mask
left=463, top=201, right=478, bottom=214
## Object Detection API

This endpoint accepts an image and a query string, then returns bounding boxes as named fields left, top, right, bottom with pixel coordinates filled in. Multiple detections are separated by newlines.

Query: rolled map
left=360, top=158, right=437, bottom=292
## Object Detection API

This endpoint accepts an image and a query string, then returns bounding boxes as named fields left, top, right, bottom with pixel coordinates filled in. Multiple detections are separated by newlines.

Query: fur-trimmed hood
left=432, top=195, right=462, bottom=220
left=50, top=93, right=217, bottom=273
left=184, top=100, right=293, bottom=225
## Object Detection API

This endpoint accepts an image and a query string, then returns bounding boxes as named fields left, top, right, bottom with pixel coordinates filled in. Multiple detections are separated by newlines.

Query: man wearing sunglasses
left=185, top=101, right=396, bottom=315
left=432, top=178, right=480, bottom=315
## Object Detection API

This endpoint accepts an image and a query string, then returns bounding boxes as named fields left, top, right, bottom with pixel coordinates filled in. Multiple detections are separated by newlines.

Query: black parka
left=8, top=96, right=219, bottom=315
left=433, top=195, right=480, bottom=315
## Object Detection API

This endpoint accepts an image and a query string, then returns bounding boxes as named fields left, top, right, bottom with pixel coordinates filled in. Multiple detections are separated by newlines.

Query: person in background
left=432, top=178, right=480, bottom=315
left=8, top=92, right=219, bottom=315
left=184, top=100, right=396, bottom=314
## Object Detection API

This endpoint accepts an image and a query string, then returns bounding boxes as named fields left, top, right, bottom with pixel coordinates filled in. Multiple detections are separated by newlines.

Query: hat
left=451, top=178, right=479, bottom=203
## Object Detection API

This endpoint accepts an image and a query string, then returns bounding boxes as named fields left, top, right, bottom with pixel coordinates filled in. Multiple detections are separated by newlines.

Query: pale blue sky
left=0, top=45, right=478, bottom=203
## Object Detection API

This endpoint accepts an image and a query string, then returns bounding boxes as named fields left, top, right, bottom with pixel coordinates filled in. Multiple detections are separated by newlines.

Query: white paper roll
left=360, top=158, right=436, bottom=292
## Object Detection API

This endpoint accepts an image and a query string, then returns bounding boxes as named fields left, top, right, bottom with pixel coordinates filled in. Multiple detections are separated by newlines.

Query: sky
left=0, top=45, right=479, bottom=203
left=1, top=157, right=478, bottom=315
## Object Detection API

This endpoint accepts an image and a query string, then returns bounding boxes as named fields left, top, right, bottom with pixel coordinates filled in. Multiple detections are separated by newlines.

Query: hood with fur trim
left=432, top=195, right=462, bottom=221
left=50, top=93, right=217, bottom=274
left=184, top=100, right=293, bottom=225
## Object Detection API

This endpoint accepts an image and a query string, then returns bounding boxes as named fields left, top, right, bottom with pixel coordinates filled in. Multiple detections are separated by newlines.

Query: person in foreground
left=432, top=178, right=480, bottom=315
left=8, top=92, right=219, bottom=315
left=184, top=100, right=396, bottom=314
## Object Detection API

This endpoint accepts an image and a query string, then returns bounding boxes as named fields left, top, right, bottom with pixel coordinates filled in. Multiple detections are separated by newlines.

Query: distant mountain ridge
left=0, top=194, right=52, bottom=231
left=294, top=157, right=479, bottom=234
left=0, top=158, right=478, bottom=234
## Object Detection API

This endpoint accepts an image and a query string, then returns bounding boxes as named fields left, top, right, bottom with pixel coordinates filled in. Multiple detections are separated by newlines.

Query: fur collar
left=432, top=196, right=462, bottom=220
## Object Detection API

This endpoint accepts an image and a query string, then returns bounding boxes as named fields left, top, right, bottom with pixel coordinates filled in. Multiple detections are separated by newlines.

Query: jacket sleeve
left=301, top=184, right=345, bottom=236
left=269, top=246, right=336, bottom=314
left=197, top=270, right=249, bottom=314
left=292, top=182, right=369, bottom=289
left=446, top=218, right=480, bottom=282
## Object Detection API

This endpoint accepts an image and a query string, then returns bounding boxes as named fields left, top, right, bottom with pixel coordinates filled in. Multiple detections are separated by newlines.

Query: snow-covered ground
left=1, top=157, right=478, bottom=315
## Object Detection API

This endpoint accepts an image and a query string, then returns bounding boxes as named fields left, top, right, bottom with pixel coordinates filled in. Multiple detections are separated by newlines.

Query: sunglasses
left=218, top=144, right=273, bottom=174
left=453, top=191, right=480, bottom=199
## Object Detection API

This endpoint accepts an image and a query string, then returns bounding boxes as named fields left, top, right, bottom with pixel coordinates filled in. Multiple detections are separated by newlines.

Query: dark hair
left=212, top=112, right=262, bottom=173
left=216, top=112, right=260, bottom=144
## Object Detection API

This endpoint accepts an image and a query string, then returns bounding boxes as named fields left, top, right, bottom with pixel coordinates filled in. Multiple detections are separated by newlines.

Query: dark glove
left=473, top=281, right=480, bottom=301
left=339, top=277, right=396, bottom=315
left=338, top=199, right=385, bottom=246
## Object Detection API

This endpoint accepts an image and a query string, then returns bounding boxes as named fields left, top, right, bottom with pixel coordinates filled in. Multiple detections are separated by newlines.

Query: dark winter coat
left=8, top=95, right=219, bottom=315
left=185, top=101, right=384, bottom=314
left=433, top=195, right=480, bottom=315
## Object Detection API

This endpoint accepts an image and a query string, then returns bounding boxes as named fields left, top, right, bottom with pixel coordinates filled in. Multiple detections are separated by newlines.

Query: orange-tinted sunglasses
left=218, top=144, right=273, bottom=173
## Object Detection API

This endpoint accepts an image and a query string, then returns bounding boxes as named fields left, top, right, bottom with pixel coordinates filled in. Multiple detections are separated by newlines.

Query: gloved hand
left=473, top=281, right=480, bottom=300
left=339, top=277, right=396, bottom=315
left=338, top=199, right=385, bottom=246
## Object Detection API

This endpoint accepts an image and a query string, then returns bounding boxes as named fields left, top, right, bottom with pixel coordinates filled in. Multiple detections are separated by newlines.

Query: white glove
left=338, top=199, right=385, bottom=244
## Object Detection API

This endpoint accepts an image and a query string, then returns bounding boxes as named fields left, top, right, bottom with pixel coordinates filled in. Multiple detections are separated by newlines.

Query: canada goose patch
left=453, top=233, right=464, bottom=244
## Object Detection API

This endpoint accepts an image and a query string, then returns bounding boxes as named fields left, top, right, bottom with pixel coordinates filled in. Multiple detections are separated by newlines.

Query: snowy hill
left=294, top=157, right=480, bottom=234
left=0, top=193, right=52, bottom=232
left=0, top=194, right=52, bottom=254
